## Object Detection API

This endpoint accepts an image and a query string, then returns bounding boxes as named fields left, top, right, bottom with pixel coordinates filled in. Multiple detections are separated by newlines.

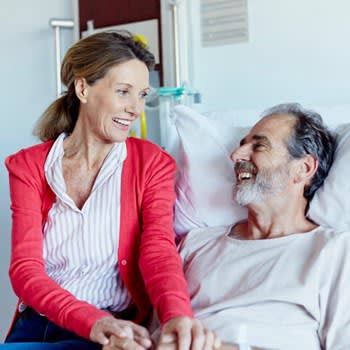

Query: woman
left=3, top=31, right=219, bottom=350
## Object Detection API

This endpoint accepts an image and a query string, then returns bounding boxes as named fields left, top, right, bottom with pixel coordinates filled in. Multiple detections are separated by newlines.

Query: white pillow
left=307, top=123, right=350, bottom=230
left=172, top=105, right=248, bottom=235
left=172, top=105, right=350, bottom=235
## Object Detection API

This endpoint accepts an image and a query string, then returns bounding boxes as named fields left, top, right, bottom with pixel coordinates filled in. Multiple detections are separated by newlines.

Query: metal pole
left=170, top=2, right=181, bottom=87
left=49, top=19, right=74, bottom=97
left=53, top=26, right=61, bottom=97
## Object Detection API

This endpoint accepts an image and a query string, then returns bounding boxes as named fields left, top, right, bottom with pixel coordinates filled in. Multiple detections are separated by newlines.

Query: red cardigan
left=5, top=137, right=193, bottom=340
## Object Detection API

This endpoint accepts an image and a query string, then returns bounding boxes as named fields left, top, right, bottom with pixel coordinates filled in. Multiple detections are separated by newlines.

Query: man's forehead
left=251, top=114, right=295, bottom=136
left=239, top=114, right=295, bottom=146
left=255, top=113, right=295, bottom=128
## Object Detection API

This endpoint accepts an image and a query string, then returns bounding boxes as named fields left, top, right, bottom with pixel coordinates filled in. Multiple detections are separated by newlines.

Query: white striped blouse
left=43, top=133, right=132, bottom=311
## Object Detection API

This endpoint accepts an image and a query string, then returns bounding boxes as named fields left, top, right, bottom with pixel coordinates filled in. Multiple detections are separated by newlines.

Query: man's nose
left=231, top=144, right=251, bottom=162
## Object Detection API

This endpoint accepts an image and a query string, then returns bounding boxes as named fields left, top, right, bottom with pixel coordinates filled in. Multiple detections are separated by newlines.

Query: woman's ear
left=75, top=78, right=88, bottom=103
left=294, top=155, right=318, bottom=184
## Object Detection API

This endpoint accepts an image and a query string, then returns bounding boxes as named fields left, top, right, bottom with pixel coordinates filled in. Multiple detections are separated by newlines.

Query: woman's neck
left=63, top=122, right=114, bottom=170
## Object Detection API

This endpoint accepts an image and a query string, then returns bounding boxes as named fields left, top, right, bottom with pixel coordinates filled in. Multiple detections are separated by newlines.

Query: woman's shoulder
left=5, top=140, right=54, bottom=170
left=126, top=137, right=175, bottom=163
left=126, top=136, right=163, bottom=152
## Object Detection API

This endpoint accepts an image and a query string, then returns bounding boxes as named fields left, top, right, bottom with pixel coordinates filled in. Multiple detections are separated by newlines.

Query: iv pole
left=49, top=19, right=74, bottom=97
left=168, top=0, right=183, bottom=87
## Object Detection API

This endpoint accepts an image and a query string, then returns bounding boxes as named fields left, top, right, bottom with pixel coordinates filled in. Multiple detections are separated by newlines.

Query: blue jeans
left=1, top=308, right=101, bottom=349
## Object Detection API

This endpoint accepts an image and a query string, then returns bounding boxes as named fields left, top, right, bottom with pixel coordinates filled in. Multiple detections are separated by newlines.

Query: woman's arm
left=138, top=149, right=192, bottom=322
left=6, top=149, right=110, bottom=339
left=137, top=148, right=220, bottom=350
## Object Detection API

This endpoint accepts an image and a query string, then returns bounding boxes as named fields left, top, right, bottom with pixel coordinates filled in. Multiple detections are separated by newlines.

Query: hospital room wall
left=184, top=0, right=350, bottom=116
left=0, top=0, right=74, bottom=340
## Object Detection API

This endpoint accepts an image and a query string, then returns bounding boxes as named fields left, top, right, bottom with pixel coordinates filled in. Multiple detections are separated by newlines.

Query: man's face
left=231, top=115, right=296, bottom=206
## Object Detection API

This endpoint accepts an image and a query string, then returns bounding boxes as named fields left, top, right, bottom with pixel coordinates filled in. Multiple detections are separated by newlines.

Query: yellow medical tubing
left=140, top=111, right=147, bottom=139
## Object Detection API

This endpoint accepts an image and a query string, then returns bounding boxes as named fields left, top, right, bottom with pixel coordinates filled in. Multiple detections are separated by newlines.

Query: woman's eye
left=140, top=91, right=149, bottom=99
left=117, top=89, right=128, bottom=96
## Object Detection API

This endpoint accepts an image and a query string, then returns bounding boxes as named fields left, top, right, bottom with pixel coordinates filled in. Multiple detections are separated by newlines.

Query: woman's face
left=78, top=58, right=150, bottom=143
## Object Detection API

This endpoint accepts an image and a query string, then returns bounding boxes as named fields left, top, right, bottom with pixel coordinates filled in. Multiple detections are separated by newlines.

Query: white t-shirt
left=179, top=225, right=350, bottom=350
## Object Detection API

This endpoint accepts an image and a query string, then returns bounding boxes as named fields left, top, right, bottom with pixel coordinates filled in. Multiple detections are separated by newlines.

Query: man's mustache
left=234, top=160, right=258, bottom=175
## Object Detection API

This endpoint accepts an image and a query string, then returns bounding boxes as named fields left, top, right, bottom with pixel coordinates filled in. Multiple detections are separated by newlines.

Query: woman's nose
left=125, top=97, right=143, bottom=117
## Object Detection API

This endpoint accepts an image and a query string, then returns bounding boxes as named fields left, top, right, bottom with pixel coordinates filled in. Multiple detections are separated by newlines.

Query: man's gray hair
left=260, top=103, right=336, bottom=201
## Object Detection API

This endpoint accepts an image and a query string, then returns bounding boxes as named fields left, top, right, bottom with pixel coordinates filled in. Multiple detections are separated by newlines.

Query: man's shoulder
left=179, top=225, right=231, bottom=259
left=313, top=225, right=350, bottom=239
left=312, top=226, right=350, bottom=254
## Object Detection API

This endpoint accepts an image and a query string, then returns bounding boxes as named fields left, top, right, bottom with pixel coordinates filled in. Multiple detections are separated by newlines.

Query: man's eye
left=253, top=143, right=265, bottom=150
left=117, top=89, right=128, bottom=96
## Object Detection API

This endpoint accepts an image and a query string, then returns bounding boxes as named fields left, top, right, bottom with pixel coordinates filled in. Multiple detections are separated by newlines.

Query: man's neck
left=232, top=197, right=317, bottom=240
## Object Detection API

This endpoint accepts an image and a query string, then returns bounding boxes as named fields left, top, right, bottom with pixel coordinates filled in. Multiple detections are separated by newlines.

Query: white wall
left=165, top=0, right=350, bottom=118
left=0, top=0, right=74, bottom=340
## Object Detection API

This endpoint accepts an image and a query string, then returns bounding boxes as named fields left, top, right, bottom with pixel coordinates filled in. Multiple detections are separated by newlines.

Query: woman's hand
left=156, top=317, right=221, bottom=350
left=90, top=316, right=152, bottom=349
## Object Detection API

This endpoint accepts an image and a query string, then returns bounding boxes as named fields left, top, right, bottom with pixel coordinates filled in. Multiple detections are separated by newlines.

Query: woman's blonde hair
left=34, top=31, right=155, bottom=141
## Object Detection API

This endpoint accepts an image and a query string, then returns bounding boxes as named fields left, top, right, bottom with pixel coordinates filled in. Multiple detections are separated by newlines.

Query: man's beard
left=233, top=161, right=290, bottom=206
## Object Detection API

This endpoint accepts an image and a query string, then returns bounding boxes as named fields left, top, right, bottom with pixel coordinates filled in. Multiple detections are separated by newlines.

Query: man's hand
left=102, top=334, right=152, bottom=350
left=156, top=317, right=221, bottom=350
left=90, top=316, right=152, bottom=349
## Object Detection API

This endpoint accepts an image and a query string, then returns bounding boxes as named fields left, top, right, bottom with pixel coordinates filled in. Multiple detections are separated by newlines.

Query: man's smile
left=235, top=161, right=257, bottom=183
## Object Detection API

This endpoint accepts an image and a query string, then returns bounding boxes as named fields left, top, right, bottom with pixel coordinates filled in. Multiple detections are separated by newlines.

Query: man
left=178, top=103, right=350, bottom=350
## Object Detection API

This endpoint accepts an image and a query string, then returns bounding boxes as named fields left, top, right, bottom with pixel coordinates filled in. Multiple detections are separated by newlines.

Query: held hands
left=156, top=317, right=221, bottom=350
left=90, top=315, right=220, bottom=350
left=90, top=316, right=152, bottom=350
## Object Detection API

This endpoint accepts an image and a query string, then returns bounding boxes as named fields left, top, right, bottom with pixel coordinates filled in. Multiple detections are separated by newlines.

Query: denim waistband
left=21, top=305, right=137, bottom=321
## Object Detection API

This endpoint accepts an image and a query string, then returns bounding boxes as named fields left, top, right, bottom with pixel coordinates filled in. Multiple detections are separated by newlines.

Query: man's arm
left=318, top=231, right=350, bottom=349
